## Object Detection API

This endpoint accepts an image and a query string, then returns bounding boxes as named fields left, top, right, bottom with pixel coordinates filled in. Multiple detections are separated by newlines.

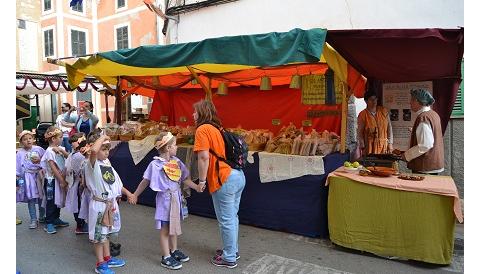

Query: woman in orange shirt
left=193, top=100, right=246, bottom=269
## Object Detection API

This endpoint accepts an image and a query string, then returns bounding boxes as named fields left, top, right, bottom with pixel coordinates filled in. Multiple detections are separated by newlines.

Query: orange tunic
left=357, top=106, right=390, bottom=155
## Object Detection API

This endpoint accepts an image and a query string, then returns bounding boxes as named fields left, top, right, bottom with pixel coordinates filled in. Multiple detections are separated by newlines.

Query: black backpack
left=208, top=125, right=249, bottom=170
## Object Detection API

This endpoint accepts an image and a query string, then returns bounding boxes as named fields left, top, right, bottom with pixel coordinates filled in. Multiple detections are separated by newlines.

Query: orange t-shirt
left=193, top=124, right=232, bottom=194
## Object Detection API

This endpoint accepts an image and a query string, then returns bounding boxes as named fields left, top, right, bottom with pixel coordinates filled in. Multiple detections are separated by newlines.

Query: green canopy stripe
left=98, top=28, right=327, bottom=68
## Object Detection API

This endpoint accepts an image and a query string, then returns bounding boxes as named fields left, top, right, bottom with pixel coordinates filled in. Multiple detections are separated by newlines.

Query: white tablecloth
left=256, top=152, right=325, bottom=183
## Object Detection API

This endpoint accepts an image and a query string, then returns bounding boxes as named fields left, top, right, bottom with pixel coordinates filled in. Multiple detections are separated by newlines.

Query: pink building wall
left=39, top=0, right=157, bottom=126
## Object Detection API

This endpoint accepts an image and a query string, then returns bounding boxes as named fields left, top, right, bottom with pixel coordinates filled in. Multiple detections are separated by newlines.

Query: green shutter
left=451, top=59, right=464, bottom=118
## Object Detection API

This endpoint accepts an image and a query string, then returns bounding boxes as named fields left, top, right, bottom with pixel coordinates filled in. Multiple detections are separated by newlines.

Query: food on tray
left=343, top=161, right=363, bottom=173
left=343, top=161, right=360, bottom=168
left=366, top=166, right=395, bottom=177
left=226, top=127, right=272, bottom=151
left=359, top=169, right=372, bottom=176
left=398, top=174, right=425, bottom=181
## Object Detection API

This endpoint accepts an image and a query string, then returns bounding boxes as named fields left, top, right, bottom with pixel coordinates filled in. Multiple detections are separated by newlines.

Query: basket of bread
left=264, top=123, right=340, bottom=156
left=104, top=123, right=120, bottom=141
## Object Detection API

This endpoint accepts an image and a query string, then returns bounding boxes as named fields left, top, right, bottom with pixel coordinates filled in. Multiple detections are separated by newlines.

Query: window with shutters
left=44, top=29, right=54, bottom=57
left=117, top=0, right=126, bottom=9
left=17, top=19, right=26, bottom=29
left=71, top=1, right=83, bottom=13
left=451, top=59, right=464, bottom=118
left=71, top=29, right=86, bottom=56
left=44, top=0, right=52, bottom=12
left=116, top=26, right=129, bottom=50
left=116, top=0, right=127, bottom=12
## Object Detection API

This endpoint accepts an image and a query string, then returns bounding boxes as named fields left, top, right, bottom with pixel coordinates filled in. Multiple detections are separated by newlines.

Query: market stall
left=327, top=167, right=463, bottom=264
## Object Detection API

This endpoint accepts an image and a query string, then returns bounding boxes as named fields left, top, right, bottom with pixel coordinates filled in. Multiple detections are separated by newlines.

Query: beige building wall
left=16, top=0, right=42, bottom=72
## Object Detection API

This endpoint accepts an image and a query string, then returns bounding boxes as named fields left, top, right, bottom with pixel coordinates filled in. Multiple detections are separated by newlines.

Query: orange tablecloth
left=327, top=167, right=463, bottom=223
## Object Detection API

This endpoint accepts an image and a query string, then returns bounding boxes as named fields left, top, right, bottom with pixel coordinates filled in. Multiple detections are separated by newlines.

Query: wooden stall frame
left=186, top=66, right=212, bottom=101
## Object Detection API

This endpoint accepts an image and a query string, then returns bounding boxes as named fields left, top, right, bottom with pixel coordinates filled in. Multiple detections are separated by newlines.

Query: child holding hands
left=83, top=133, right=135, bottom=274
left=132, top=132, right=205, bottom=270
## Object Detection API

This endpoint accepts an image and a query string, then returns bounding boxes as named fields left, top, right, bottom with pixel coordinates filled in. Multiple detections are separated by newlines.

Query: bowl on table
left=344, top=166, right=361, bottom=173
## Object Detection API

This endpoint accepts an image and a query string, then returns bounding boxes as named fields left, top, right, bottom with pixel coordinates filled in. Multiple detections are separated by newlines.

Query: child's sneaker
left=16, top=218, right=22, bottom=225
left=38, top=217, right=45, bottom=223
left=29, top=220, right=38, bottom=229
left=161, top=256, right=182, bottom=270
left=170, top=249, right=190, bottom=262
left=211, top=254, right=237, bottom=269
left=43, top=224, right=57, bottom=234
left=95, top=262, right=115, bottom=274
left=106, top=257, right=125, bottom=268
left=75, top=224, right=89, bottom=234
left=216, top=249, right=240, bottom=260
left=53, top=218, right=69, bottom=227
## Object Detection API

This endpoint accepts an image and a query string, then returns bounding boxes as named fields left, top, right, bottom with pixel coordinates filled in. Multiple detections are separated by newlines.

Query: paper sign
left=383, top=81, right=433, bottom=151
left=301, top=75, right=326, bottom=105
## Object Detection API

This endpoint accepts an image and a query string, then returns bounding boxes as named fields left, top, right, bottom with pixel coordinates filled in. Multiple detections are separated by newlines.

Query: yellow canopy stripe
left=66, top=55, right=258, bottom=89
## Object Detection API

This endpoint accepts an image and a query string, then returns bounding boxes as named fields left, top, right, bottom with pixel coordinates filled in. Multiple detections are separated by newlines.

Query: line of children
left=16, top=130, right=46, bottom=229
left=131, top=131, right=205, bottom=270
left=17, top=129, right=207, bottom=272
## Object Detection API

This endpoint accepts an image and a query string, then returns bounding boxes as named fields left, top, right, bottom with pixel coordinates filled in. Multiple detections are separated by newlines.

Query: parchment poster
left=301, top=73, right=342, bottom=105
left=382, top=81, right=433, bottom=151
left=302, top=75, right=326, bottom=105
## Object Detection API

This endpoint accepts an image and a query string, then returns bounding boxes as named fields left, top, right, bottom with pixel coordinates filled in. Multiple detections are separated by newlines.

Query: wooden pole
left=114, top=77, right=122, bottom=124
left=186, top=66, right=212, bottom=101
left=207, top=77, right=212, bottom=101
left=93, top=76, right=116, bottom=124
left=105, top=92, right=111, bottom=123
left=95, top=76, right=116, bottom=95
left=340, top=82, right=347, bottom=154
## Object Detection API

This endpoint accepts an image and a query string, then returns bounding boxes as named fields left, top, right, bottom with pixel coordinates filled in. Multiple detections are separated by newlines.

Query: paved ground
left=16, top=202, right=464, bottom=274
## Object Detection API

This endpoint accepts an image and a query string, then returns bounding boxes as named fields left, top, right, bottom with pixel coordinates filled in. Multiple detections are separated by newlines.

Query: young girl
left=83, top=133, right=134, bottom=274
left=64, top=132, right=89, bottom=234
left=132, top=132, right=205, bottom=270
left=40, top=126, right=70, bottom=234
left=16, top=130, right=46, bottom=229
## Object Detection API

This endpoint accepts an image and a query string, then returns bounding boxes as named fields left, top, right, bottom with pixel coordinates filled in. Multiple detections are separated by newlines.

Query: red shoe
left=75, top=225, right=88, bottom=234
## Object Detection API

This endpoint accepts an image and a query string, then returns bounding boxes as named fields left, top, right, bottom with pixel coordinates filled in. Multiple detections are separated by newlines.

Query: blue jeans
left=27, top=198, right=45, bottom=222
left=62, top=136, right=72, bottom=152
left=211, top=169, right=246, bottom=263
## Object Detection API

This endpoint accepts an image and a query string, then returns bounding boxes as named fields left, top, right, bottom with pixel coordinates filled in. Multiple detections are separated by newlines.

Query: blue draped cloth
left=108, top=142, right=348, bottom=238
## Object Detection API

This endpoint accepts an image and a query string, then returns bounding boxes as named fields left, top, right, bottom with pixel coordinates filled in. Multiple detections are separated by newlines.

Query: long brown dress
left=357, top=106, right=390, bottom=155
